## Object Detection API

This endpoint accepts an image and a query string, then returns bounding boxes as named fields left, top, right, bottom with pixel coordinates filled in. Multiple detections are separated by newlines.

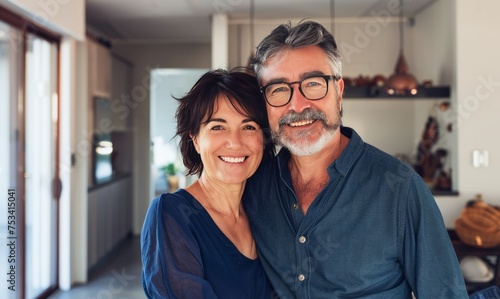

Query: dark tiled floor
left=48, top=237, right=146, bottom=299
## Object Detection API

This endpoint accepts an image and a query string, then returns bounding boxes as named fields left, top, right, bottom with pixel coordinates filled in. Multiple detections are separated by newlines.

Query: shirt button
left=292, top=202, right=298, bottom=209
left=299, top=236, right=306, bottom=243
left=298, top=274, right=305, bottom=281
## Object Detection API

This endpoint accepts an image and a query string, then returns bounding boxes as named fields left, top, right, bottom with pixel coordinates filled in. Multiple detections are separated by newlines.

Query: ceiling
left=85, top=0, right=437, bottom=43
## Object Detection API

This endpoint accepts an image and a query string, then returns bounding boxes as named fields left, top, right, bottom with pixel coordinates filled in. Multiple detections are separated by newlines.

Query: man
left=244, top=21, right=467, bottom=298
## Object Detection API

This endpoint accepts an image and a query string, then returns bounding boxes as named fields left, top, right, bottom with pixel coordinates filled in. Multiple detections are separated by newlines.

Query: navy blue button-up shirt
left=244, top=127, right=467, bottom=299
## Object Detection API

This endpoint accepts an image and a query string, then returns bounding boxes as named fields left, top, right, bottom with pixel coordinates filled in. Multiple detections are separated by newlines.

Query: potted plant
left=160, top=163, right=179, bottom=192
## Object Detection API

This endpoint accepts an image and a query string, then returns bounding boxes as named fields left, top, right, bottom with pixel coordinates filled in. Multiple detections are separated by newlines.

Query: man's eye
left=270, top=85, right=289, bottom=94
left=304, top=80, right=324, bottom=88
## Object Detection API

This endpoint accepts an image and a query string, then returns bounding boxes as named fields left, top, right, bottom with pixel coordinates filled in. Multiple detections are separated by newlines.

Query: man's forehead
left=258, top=46, right=330, bottom=84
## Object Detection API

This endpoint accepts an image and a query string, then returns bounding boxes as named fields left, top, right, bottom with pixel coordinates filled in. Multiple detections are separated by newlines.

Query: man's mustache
left=278, top=108, right=328, bottom=127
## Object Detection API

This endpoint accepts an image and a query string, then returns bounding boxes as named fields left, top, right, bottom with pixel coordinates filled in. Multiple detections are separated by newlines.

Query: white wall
left=111, top=43, right=211, bottom=235
left=228, top=0, right=451, bottom=83
left=434, top=0, right=500, bottom=227
left=412, top=0, right=454, bottom=86
left=456, top=0, right=500, bottom=198
left=59, top=37, right=88, bottom=289
left=1, top=0, right=85, bottom=40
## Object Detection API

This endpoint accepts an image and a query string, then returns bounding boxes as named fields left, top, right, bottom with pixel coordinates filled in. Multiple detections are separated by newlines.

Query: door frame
left=0, top=5, right=61, bottom=299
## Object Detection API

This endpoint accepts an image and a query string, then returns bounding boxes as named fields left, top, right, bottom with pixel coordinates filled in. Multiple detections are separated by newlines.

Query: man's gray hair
left=251, top=20, right=342, bottom=81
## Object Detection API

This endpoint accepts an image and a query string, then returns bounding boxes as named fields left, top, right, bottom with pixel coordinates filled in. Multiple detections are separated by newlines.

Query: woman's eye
left=243, top=124, right=257, bottom=130
left=210, top=125, right=224, bottom=131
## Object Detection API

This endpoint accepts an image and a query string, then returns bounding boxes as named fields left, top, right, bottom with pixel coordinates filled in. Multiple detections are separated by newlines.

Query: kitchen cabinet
left=88, top=39, right=111, bottom=98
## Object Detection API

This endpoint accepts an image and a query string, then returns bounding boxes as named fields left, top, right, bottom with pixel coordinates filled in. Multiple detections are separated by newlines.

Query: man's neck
left=288, top=132, right=348, bottom=214
left=288, top=131, right=345, bottom=181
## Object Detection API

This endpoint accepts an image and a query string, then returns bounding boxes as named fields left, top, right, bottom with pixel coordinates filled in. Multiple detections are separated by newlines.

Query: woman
left=141, top=69, right=274, bottom=298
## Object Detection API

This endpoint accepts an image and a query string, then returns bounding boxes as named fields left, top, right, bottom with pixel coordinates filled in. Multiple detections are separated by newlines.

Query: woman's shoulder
left=150, top=189, right=198, bottom=213
left=143, top=189, right=204, bottom=233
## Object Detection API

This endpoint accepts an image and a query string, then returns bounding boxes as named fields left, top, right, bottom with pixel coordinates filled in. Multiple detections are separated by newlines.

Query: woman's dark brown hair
left=175, top=68, right=273, bottom=176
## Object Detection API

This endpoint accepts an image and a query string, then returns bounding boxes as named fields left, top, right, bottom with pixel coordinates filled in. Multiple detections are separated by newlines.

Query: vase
left=167, top=175, right=179, bottom=193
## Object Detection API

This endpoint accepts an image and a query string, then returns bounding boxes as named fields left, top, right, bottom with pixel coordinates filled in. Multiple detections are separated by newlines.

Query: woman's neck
left=187, top=176, right=245, bottom=219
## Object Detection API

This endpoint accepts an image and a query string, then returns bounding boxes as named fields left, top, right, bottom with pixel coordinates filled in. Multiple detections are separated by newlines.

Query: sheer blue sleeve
left=141, top=195, right=218, bottom=299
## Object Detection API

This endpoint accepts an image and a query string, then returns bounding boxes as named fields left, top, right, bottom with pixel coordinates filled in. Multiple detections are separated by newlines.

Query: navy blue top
left=141, top=189, right=274, bottom=299
left=244, top=127, right=468, bottom=299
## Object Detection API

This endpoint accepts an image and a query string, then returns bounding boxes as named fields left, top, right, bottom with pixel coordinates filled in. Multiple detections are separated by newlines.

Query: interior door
left=24, top=33, right=59, bottom=298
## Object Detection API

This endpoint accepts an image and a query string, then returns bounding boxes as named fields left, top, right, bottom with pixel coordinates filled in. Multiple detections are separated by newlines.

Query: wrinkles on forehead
left=258, top=48, right=290, bottom=85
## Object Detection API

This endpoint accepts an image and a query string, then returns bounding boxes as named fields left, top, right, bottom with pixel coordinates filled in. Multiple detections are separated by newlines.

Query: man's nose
left=288, top=85, right=310, bottom=113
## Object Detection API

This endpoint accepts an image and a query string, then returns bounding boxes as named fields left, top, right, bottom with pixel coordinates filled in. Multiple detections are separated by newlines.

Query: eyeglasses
left=261, top=75, right=341, bottom=107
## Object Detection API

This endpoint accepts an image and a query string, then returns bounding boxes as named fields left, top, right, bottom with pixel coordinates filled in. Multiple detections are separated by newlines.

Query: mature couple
left=141, top=21, right=468, bottom=299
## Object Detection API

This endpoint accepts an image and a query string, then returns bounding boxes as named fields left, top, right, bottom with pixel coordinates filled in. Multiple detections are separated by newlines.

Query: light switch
left=472, top=150, right=489, bottom=168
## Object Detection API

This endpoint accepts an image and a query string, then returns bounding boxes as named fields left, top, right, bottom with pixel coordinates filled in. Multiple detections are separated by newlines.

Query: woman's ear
left=190, top=133, right=200, bottom=154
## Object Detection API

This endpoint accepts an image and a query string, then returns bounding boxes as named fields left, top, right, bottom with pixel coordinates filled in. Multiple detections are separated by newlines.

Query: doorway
left=149, top=68, right=208, bottom=197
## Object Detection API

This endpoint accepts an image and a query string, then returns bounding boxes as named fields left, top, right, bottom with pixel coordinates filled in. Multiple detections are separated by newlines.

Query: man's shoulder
left=360, top=141, right=415, bottom=177
left=248, top=153, right=278, bottom=183
left=340, top=127, right=415, bottom=178
left=342, top=127, right=416, bottom=182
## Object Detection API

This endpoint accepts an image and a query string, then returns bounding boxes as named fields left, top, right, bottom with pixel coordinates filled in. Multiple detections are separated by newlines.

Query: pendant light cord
left=250, top=0, right=255, bottom=53
left=330, top=0, right=335, bottom=35
left=399, top=0, right=404, bottom=54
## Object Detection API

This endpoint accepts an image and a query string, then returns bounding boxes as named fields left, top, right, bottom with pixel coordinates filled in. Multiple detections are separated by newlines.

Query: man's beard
left=271, top=108, right=342, bottom=156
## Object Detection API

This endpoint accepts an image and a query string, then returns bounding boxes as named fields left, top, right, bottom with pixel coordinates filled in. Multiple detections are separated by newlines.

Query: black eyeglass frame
left=260, top=75, right=341, bottom=107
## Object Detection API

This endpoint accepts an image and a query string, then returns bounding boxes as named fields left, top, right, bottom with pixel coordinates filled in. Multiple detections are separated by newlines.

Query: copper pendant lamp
left=386, top=0, right=418, bottom=95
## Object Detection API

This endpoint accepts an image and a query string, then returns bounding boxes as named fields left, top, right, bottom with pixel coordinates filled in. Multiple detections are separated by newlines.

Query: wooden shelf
left=448, top=230, right=500, bottom=294
left=344, top=86, right=450, bottom=99
left=432, top=190, right=459, bottom=196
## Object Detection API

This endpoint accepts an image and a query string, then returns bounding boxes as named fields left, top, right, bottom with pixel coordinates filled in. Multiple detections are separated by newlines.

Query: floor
left=48, top=236, right=146, bottom=299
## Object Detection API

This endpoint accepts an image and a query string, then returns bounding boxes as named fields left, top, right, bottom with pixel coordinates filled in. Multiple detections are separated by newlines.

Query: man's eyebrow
left=264, top=77, right=288, bottom=86
left=301, top=71, right=325, bottom=78
left=263, top=71, right=326, bottom=85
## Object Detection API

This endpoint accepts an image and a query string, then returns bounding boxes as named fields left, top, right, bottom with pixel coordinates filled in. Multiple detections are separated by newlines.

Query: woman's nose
left=226, top=131, right=242, bottom=148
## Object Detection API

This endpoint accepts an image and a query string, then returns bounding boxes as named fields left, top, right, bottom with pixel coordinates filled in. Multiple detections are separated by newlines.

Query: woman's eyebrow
left=206, top=117, right=255, bottom=124
left=205, top=118, right=226, bottom=124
